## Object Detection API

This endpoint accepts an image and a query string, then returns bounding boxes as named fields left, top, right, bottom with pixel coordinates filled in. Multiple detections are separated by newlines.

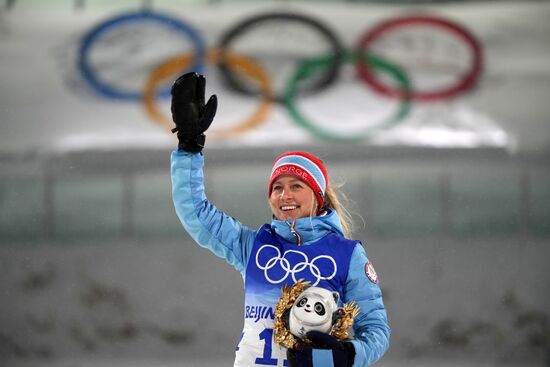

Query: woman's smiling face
left=268, top=175, right=317, bottom=221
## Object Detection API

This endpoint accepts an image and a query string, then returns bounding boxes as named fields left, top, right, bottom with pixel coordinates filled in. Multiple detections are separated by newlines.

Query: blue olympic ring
left=78, top=11, right=206, bottom=101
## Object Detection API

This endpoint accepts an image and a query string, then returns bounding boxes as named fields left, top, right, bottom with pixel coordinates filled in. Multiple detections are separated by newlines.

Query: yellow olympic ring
left=143, top=49, right=274, bottom=138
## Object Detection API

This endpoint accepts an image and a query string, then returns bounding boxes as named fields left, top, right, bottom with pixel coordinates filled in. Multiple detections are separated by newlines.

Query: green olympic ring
left=284, top=52, right=412, bottom=141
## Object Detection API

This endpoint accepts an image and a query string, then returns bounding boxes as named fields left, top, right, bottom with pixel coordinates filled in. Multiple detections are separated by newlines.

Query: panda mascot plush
left=288, top=286, right=342, bottom=339
left=274, top=280, right=359, bottom=349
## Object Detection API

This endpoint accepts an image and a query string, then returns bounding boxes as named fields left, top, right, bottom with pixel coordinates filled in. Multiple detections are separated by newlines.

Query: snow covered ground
left=2, top=236, right=549, bottom=365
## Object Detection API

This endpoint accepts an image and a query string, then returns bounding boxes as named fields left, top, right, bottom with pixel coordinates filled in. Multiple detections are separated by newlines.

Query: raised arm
left=170, top=72, right=256, bottom=276
left=171, top=151, right=256, bottom=275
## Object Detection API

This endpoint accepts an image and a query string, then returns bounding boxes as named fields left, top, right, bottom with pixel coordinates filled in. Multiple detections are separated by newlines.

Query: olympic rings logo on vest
left=255, top=244, right=337, bottom=286
left=77, top=10, right=483, bottom=142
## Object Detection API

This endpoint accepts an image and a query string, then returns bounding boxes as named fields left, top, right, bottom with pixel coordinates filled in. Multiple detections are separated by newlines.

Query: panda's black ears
left=332, top=292, right=339, bottom=304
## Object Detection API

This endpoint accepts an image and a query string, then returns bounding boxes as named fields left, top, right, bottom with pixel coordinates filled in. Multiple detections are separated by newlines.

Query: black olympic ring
left=217, top=12, right=345, bottom=103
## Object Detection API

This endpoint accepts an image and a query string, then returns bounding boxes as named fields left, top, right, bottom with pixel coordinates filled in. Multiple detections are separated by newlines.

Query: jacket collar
left=270, top=209, right=345, bottom=245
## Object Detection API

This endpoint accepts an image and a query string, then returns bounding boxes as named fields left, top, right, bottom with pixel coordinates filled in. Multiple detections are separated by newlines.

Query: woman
left=170, top=72, right=390, bottom=367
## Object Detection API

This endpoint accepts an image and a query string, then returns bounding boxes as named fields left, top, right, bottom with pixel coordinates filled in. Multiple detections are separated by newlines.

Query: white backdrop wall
left=1, top=1, right=550, bottom=154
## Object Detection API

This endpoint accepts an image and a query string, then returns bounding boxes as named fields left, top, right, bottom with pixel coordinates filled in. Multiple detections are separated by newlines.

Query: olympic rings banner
left=2, top=2, right=524, bottom=152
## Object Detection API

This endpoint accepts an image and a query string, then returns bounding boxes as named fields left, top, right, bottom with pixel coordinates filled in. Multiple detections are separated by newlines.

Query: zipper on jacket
left=287, top=219, right=303, bottom=246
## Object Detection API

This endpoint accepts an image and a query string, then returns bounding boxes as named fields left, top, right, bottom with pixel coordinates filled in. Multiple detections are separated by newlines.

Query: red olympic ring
left=356, top=15, right=483, bottom=102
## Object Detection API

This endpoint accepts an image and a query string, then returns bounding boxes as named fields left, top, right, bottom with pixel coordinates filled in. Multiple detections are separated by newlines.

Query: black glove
left=170, top=72, right=217, bottom=153
left=287, top=331, right=355, bottom=367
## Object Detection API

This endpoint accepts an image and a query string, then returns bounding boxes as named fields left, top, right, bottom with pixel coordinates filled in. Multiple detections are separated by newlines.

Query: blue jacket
left=171, top=150, right=390, bottom=367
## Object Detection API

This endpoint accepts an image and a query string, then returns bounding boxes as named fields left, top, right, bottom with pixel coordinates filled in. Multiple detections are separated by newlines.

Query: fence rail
left=0, top=146, right=548, bottom=242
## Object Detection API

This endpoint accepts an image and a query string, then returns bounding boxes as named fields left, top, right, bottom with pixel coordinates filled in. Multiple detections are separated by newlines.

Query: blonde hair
left=323, top=184, right=353, bottom=239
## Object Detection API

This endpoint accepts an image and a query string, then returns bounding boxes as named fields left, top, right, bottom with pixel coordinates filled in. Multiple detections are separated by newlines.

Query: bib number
left=237, top=328, right=288, bottom=366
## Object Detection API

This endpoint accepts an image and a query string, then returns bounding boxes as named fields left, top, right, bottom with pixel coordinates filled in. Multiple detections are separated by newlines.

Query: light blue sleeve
left=345, top=244, right=390, bottom=367
left=170, top=150, right=257, bottom=277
